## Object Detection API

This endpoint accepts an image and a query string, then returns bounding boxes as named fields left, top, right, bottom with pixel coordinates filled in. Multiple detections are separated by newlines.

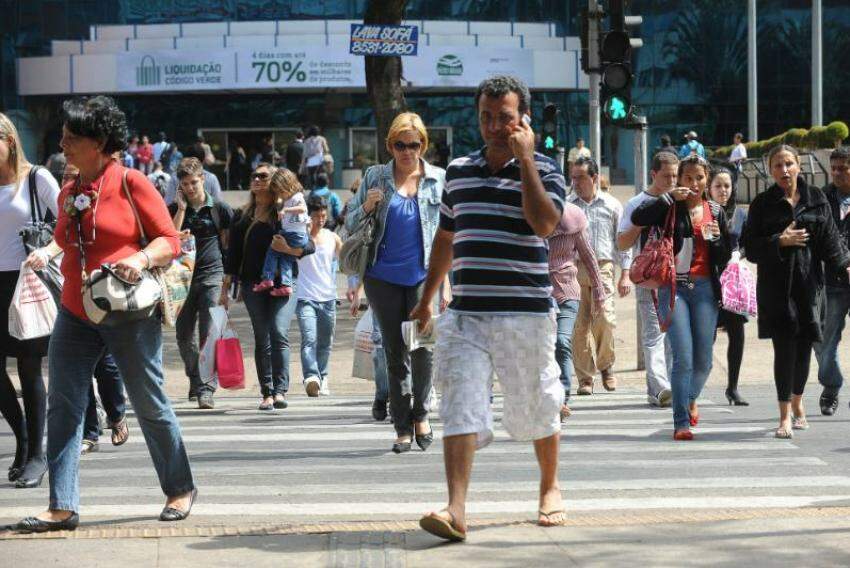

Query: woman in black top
left=222, top=163, right=314, bottom=410
left=742, top=145, right=850, bottom=438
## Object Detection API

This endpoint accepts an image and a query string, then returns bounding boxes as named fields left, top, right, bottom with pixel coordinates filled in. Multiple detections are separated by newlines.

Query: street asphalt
left=3, top=186, right=850, bottom=566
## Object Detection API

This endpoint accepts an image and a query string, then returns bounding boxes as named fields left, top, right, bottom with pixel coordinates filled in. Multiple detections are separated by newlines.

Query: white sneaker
left=304, top=377, right=321, bottom=397
left=648, top=389, right=673, bottom=408
left=319, top=379, right=330, bottom=396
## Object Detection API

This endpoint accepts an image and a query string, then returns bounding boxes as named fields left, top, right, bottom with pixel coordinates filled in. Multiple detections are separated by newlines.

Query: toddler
left=253, top=169, right=309, bottom=296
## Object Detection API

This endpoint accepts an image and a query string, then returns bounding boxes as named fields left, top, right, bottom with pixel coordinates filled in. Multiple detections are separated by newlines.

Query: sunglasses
left=251, top=172, right=270, bottom=181
left=393, top=141, right=422, bottom=152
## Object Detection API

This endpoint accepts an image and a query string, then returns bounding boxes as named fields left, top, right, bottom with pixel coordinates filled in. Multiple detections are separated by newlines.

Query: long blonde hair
left=0, top=112, right=30, bottom=187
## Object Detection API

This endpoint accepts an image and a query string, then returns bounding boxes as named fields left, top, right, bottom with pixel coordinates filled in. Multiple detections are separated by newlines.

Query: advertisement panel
left=117, top=51, right=236, bottom=91
left=237, top=47, right=365, bottom=89
left=349, top=24, right=419, bottom=57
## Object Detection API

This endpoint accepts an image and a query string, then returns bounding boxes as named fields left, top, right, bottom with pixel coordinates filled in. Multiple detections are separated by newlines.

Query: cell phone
left=522, top=114, right=532, bottom=126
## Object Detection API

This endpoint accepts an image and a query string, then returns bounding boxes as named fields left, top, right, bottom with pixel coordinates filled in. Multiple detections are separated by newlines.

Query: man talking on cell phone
left=410, top=75, right=568, bottom=542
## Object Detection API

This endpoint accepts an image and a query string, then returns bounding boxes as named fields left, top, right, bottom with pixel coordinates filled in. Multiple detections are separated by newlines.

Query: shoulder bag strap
left=238, top=218, right=260, bottom=277
left=119, top=168, right=150, bottom=247
left=28, top=165, right=43, bottom=224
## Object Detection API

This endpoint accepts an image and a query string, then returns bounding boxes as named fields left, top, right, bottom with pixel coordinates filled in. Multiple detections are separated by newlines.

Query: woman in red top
left=136, top=134, right=154, bottom=175
left=10, top=96, right=196, bottom=534
left=632, top=156, right=732, bottom=440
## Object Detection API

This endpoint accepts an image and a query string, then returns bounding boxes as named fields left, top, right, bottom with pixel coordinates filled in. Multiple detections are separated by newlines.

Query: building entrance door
left=198, top=128, right=300, bottom=191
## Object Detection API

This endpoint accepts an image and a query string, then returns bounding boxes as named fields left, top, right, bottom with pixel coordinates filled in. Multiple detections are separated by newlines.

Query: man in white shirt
left=567, top=138, right=592, bottom=172
left=730, top=133, right=747, bottom=169
left=617, top=151, right=679, bottom=407
left=567, top=156, right=632, bottom=395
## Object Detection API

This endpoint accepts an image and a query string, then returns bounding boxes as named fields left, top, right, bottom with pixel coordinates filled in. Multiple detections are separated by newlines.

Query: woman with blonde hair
left=344, top=112, right=450, bottom=453
left=223, top=164, right=315, bottom=410
left=0, top=113, right=60, bottom=487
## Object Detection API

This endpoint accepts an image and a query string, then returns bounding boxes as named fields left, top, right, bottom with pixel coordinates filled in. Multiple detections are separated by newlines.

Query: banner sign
left=349, top=24, right=419, bottom=57
left=23, top=44, right=572, bottom=95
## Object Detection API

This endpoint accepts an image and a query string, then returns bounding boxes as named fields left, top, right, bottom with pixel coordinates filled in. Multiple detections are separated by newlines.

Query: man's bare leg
left=423, top=432, right=477, bottom=534
left=534, top=432, right=566, bottom=526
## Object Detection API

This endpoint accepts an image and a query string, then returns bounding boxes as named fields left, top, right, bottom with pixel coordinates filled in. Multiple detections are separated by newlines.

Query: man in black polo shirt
left=411, top=75, right=567, bottom=541
left=168, top=158, right=234, bottom=409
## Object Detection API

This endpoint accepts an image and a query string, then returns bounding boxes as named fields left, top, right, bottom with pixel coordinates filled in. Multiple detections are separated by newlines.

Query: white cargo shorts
left=434, top=310, right=564, bottom=449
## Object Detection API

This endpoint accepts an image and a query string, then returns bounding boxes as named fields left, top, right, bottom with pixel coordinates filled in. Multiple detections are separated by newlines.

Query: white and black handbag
left=82, top=264, right=161, bottom=325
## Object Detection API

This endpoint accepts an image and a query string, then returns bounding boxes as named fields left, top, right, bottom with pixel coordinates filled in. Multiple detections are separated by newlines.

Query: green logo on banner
left=136, top=55, right=161, bottom=87
left=436, top=55, right=463, bottom=76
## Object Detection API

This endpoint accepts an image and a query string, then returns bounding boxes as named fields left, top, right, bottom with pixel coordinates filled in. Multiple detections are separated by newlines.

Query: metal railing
left=734, top=152, right=830, bottom=204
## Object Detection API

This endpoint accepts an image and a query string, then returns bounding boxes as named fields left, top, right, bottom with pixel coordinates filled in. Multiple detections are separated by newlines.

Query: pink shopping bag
left=215, top=336, right=245, bottom=390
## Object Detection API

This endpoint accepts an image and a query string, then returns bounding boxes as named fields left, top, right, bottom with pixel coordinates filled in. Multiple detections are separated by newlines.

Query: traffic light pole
left=631, top=114, right=648, bottom=371
left=587, top=0, right=602, bottom=163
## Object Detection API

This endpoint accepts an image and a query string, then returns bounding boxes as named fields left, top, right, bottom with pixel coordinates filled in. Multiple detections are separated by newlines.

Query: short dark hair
left=830, top=146, right=850, bottom=163
left=61, top=96, right=128, bottom=155
left=573, top=156, right=599, bottom=177
left=475, top=75, right=531, bottom=114
left=307, top=125, right=320, bottom=137
left=651, top=151, right=679, bottom=172
left=315, top=172, right=329, bottom=188
left=734, top=132, right=744, bottom=141
left=295, top=129, right=304, bottom=139
left=307, top=194, right=328, bottom=213
left=660, top=134, right=671, bottom=146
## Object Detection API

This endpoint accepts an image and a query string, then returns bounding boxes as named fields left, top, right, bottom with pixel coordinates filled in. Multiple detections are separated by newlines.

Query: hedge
left=711, top=121, right=849, bottom=159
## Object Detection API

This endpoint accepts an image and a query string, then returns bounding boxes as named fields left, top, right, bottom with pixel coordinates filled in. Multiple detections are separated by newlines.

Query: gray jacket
left=344, top=159, right=446, bottom=270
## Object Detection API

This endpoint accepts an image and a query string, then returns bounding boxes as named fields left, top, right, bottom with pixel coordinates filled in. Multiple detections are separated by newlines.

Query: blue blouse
left=366, top=191, right=427, bottom=286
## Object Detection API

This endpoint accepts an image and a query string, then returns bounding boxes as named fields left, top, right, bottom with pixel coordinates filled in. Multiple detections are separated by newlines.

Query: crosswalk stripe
left=59, top=456, right=826, bottom=479
left=1, top=476, right=844, bottom=503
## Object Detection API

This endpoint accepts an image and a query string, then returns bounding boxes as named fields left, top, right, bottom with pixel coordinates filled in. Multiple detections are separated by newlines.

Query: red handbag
left=215, top=336, right=245, bottom=390
left=630, top=204, right=676, bottom=331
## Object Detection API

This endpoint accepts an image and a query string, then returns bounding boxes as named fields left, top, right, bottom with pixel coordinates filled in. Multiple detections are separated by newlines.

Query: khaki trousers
left=573, top=260, right=617, bottom=382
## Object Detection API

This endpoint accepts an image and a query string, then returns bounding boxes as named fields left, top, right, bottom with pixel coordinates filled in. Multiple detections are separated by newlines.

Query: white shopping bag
left=352, top=308, right=375, bottom=381
left=198, top=305, right=229, bottom=384
left=8, top=262, right=56, bottom=340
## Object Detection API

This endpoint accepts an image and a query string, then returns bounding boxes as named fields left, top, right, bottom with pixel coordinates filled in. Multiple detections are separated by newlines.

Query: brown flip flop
left=111, top=417, right=129, bottom=446
left=419, top=510, right=466, bottom=542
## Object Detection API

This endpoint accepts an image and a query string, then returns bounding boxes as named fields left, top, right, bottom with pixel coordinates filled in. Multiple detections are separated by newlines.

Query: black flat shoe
left=372, top=399, right=388, bottom=421
left=725, top=389, right=749, bottom=406
left=821, top=393, right=839, bottom=416
left=391, top=441, right=412, bottom=454
left=273, top=395, right=288, bottom=409
left=160, top=488, right=198, bottom=522
left=8, top=446, right=27, bottom=482
left=415, top=430, right=434, bottom=452
left=9, top=512, right=79, bottom=533
left=15, top=456, right=47, bottom=489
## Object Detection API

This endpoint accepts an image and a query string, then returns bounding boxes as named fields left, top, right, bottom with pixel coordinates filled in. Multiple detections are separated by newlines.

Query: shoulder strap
left=28, top=166, right=43, bottom=224
left=120, top=168, right=150, bottom=247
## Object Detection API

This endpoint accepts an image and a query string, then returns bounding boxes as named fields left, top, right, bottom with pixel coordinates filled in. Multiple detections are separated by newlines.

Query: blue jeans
left=296, top=299, right=336, bottom=382
left=47, top=309, right=194, bottom=513
left=555, top=299, right=580, bottom=399
left=372, top=318, right=389, bottom=402
left=658, top=278, right=719, bottom=430
left=261, top=230, right=309, bottom=286
left=815, top=287, right=850, bottom=395
left=83, top=353, right=126, bottom=442
left=242, top=285, right=298, bottom=397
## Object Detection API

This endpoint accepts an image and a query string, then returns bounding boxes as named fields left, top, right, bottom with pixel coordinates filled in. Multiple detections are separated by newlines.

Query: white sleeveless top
left=0, top=167, right=60, bottom=271
left=296, top=229, right=337, bottom=302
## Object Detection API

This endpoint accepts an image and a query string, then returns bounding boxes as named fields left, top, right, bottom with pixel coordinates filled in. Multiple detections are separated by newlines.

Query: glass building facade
left=3, top=0, right=850, bottom=182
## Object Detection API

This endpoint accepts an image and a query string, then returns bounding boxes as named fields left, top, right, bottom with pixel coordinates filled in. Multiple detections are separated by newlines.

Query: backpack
left=629, top=204, right=676, bottom=331
left=159, top=143, right=174, bottom=168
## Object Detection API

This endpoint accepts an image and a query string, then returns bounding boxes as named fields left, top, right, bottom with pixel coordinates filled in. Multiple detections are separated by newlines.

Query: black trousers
left=771, top=336, right=813, bottom=402
left=363, top=276, right=432, bottom=437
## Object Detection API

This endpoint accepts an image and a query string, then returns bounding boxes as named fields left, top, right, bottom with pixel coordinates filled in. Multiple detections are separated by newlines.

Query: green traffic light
left=544, top=136, right=555, bottom=150
left=607, top=96, right=628, bottom=121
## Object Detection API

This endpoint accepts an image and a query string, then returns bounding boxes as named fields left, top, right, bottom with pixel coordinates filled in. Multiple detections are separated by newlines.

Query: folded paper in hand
left=401, top=318, right=438, bottom=351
